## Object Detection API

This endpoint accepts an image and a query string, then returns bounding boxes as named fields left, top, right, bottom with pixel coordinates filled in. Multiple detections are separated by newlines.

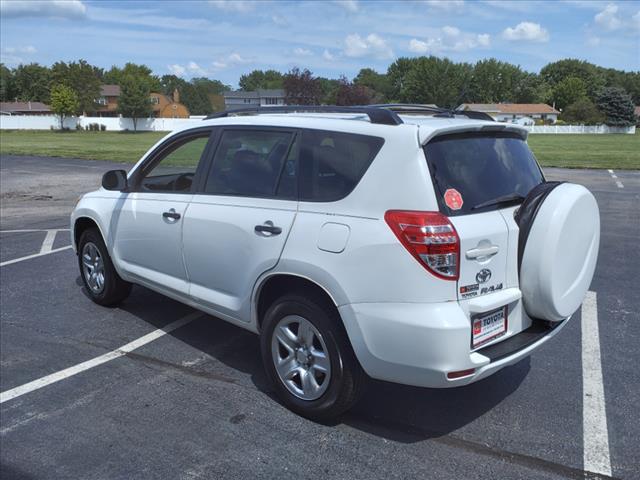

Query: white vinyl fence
left=525, top=124, right=635, bottom=134
left=0, top=115, right=202, bottom=131
left=0, top=115, right=637, bottom=134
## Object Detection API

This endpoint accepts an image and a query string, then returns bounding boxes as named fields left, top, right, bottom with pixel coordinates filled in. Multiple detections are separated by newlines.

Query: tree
left=403, top=56, right=473, bottom=108
left=12, top=63, right=51, bottom=102
left=468, top=58, right=528, bottom=103
left=560, top=99, right=605, bottom=124
left=191, top=77, right=230, bottom=96
left=283, top=68, right=321, bottom=105
left=387, top=57, right=416, bottom=102
left=238, top=69, right=283, bottom=91
left=551, top=76, right=588, bottom=111
left=316, top=77, right=341, bottom=104
left=353, top=68, right=391, bottom=102
left=335, top=76, right=373, bottom=105
left=104, top=63, right=161, bottom=91
left=596, top=87, right=636, bottom=126
left=51, top=60, right=102, bottom=115
left=540, top=59, right=605, bottom=101
left=0, top=64, right=16, bottom=102
left=49, top=84, right=79, bottom=129
left=118, top=76, right=152, bottom=131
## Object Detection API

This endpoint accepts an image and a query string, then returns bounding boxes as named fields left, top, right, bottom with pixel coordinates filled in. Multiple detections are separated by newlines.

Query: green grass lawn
left=1, top=129, right=638, bottom=169
left=527, top=132, right=639, bottom=169
left=0, top=130, right=166, bottom=163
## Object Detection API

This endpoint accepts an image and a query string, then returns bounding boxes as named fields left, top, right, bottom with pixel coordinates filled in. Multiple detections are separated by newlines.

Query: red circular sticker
left=444, top=188, right=463, bottom=210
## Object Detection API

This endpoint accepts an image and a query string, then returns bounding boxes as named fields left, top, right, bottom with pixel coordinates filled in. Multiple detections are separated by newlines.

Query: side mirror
left=102, top=169, right=128, bottom=191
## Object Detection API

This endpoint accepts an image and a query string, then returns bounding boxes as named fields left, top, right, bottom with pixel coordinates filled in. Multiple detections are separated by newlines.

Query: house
left=150, top=89, right=190, bottom=118
left=96, top=84, right=190, bottom=118
left=96, top=84, right=121, bottom=116
left=0, top=101, right=51, bottom=115
left=223, top=89, right=286, bottom=110
left=458, top=103, right=560, bottom=124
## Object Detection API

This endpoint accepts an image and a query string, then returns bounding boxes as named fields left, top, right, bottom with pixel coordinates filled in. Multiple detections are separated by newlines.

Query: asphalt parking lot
left=1, top=154, right=639, bottom=480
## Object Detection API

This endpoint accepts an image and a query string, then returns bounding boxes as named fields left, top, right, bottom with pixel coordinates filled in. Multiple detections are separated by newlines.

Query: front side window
left=138, top=133, right=210, bottom=193
left=298, top=129, right=384, bottom=202
left=205, top=129, right=294, bottom=197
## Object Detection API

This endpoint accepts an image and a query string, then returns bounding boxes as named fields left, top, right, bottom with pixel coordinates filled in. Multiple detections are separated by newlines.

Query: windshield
left=424, top=132, right=544, bottom=216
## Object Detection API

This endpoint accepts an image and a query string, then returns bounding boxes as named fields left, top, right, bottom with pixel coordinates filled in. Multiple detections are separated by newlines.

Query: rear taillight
left=385, top=210, right=460, bottom=280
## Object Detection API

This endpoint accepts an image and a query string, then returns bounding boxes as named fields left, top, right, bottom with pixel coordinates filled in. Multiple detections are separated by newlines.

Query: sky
left=1, top=0, right=639, bottom=88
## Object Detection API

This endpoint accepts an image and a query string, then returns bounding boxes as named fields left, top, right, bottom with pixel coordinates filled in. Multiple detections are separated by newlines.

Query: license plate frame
left=472, top=306, right=508, bottom=349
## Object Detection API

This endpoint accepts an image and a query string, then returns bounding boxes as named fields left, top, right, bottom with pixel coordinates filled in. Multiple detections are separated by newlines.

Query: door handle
left=162, top=209, right=181, bottom=220
left=466, top=245, right=499, bottom=260
left=255, top=221, right=282, bottom=235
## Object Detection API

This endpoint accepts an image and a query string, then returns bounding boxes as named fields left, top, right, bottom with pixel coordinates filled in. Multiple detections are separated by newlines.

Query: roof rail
left=372, top=103, right=495, bottom=122
left=204, top=105, right=403, bottom=126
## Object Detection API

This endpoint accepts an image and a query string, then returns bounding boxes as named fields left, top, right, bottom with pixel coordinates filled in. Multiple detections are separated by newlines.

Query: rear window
left=424, top=132, right=544, bottom=216
left=299, top=129, right=384, bottom=202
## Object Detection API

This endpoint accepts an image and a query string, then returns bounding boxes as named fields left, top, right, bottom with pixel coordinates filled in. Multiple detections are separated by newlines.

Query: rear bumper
left=339, top=300, right=568, bottom=388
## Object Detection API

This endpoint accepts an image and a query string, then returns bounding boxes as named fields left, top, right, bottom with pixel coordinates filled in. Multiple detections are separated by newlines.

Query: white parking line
left=0, top=312, right=202, bottom=404
left=0, top=229, right=70, bottom=234
left=582, top=291, right=612, bottom=476
left=607, top=169, right=624, bottom=188
left=0, top=246, right=73, bottom=267
left=39, top=230, right=58, bottom=254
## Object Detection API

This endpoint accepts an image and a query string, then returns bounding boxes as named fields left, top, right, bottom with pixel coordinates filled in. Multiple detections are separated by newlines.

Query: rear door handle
left=255, top=221, right=282, bottom=235
left=466, top=245, right=499, bottom=259
left=162, top=209, right=181, bottom=220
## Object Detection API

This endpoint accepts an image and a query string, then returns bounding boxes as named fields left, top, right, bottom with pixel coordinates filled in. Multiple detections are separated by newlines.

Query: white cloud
left=293, top=47, right=313, bottom=56
left=633, top=11, right=640, bottom=30
left=271, top=14, right=288, bottom=26
left=409, top=38, right=431, bottom=54
left=442, top=25, right=460, bottom=37
left=424, top=0, right=464, bottom=10
left=594, top=3, right=622, bottom=30
left=0, top=0, right=86, bottom=19
left=187, top=61, right=206, bottom=75
left=344, top=33, right=394, bottom=59
left=210, top=52, right=250, bottom=70
left=209, top=0, right=254, bottom=13
left=228, top=52, right=249, bottom=63
left=322, top=49, right=335, bottom=61
left=2, top=45, right=37, bottom=54
left=333, top=0, right=358, bottom=12
left=502, top=21, right=550, bottom=42
left=167, top=64, right=186, bottom=77
left=586, top=36, right=601, bottom=47
left=409, top=27, right=490, bottom=54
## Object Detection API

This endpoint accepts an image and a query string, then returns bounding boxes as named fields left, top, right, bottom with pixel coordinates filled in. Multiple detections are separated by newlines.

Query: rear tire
left=260, top=292, right=367, bottom=421
left=78, top=228, right=131, bottom=306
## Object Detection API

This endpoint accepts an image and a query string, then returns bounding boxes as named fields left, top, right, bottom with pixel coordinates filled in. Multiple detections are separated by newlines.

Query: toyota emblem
left=476, top=269, right=492, bottom=284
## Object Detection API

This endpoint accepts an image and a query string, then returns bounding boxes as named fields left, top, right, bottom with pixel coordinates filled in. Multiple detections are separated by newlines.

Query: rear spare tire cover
left=519, top=183, right=600, bottom=322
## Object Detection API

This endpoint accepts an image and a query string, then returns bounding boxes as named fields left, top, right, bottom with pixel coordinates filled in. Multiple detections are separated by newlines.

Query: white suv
left=71, top=105, right=600, bottom=419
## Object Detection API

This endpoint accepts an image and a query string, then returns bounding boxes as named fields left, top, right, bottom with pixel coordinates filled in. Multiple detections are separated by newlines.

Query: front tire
left=261, top=292, right=367, bottom=420
left=78, top=228, right=131, bottom=306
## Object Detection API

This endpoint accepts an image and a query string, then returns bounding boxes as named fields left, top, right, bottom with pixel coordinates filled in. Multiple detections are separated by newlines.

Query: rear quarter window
left=424, top=132, right=544, bottom=216
left=299, top=129, right=384, bottom=202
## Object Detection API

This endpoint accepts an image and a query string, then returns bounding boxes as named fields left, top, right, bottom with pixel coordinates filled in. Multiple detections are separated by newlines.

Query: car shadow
left=78, top=279, right=530, bottom=443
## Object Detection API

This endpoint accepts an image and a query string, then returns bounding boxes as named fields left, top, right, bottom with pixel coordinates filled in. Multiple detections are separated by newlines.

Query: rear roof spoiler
left=418, top=123, right=528, bottom=145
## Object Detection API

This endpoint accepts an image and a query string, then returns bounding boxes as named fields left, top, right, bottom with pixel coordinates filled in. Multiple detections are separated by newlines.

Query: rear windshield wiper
left=472, top=193, right=525, bottom=210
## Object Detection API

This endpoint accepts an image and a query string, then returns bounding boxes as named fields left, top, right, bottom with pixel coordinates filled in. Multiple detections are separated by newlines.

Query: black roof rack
left=204, top=105, right=403, bottom=126
left=371, top=103, right=495, bottom=122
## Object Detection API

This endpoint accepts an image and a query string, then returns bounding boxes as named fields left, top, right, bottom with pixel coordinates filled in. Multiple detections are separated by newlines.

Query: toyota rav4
left=71, top=105, right=600, bottom=419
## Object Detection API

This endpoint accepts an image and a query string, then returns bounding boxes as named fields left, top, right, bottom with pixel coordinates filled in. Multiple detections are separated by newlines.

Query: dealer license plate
left=472, top=306, right=507, bottom=348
